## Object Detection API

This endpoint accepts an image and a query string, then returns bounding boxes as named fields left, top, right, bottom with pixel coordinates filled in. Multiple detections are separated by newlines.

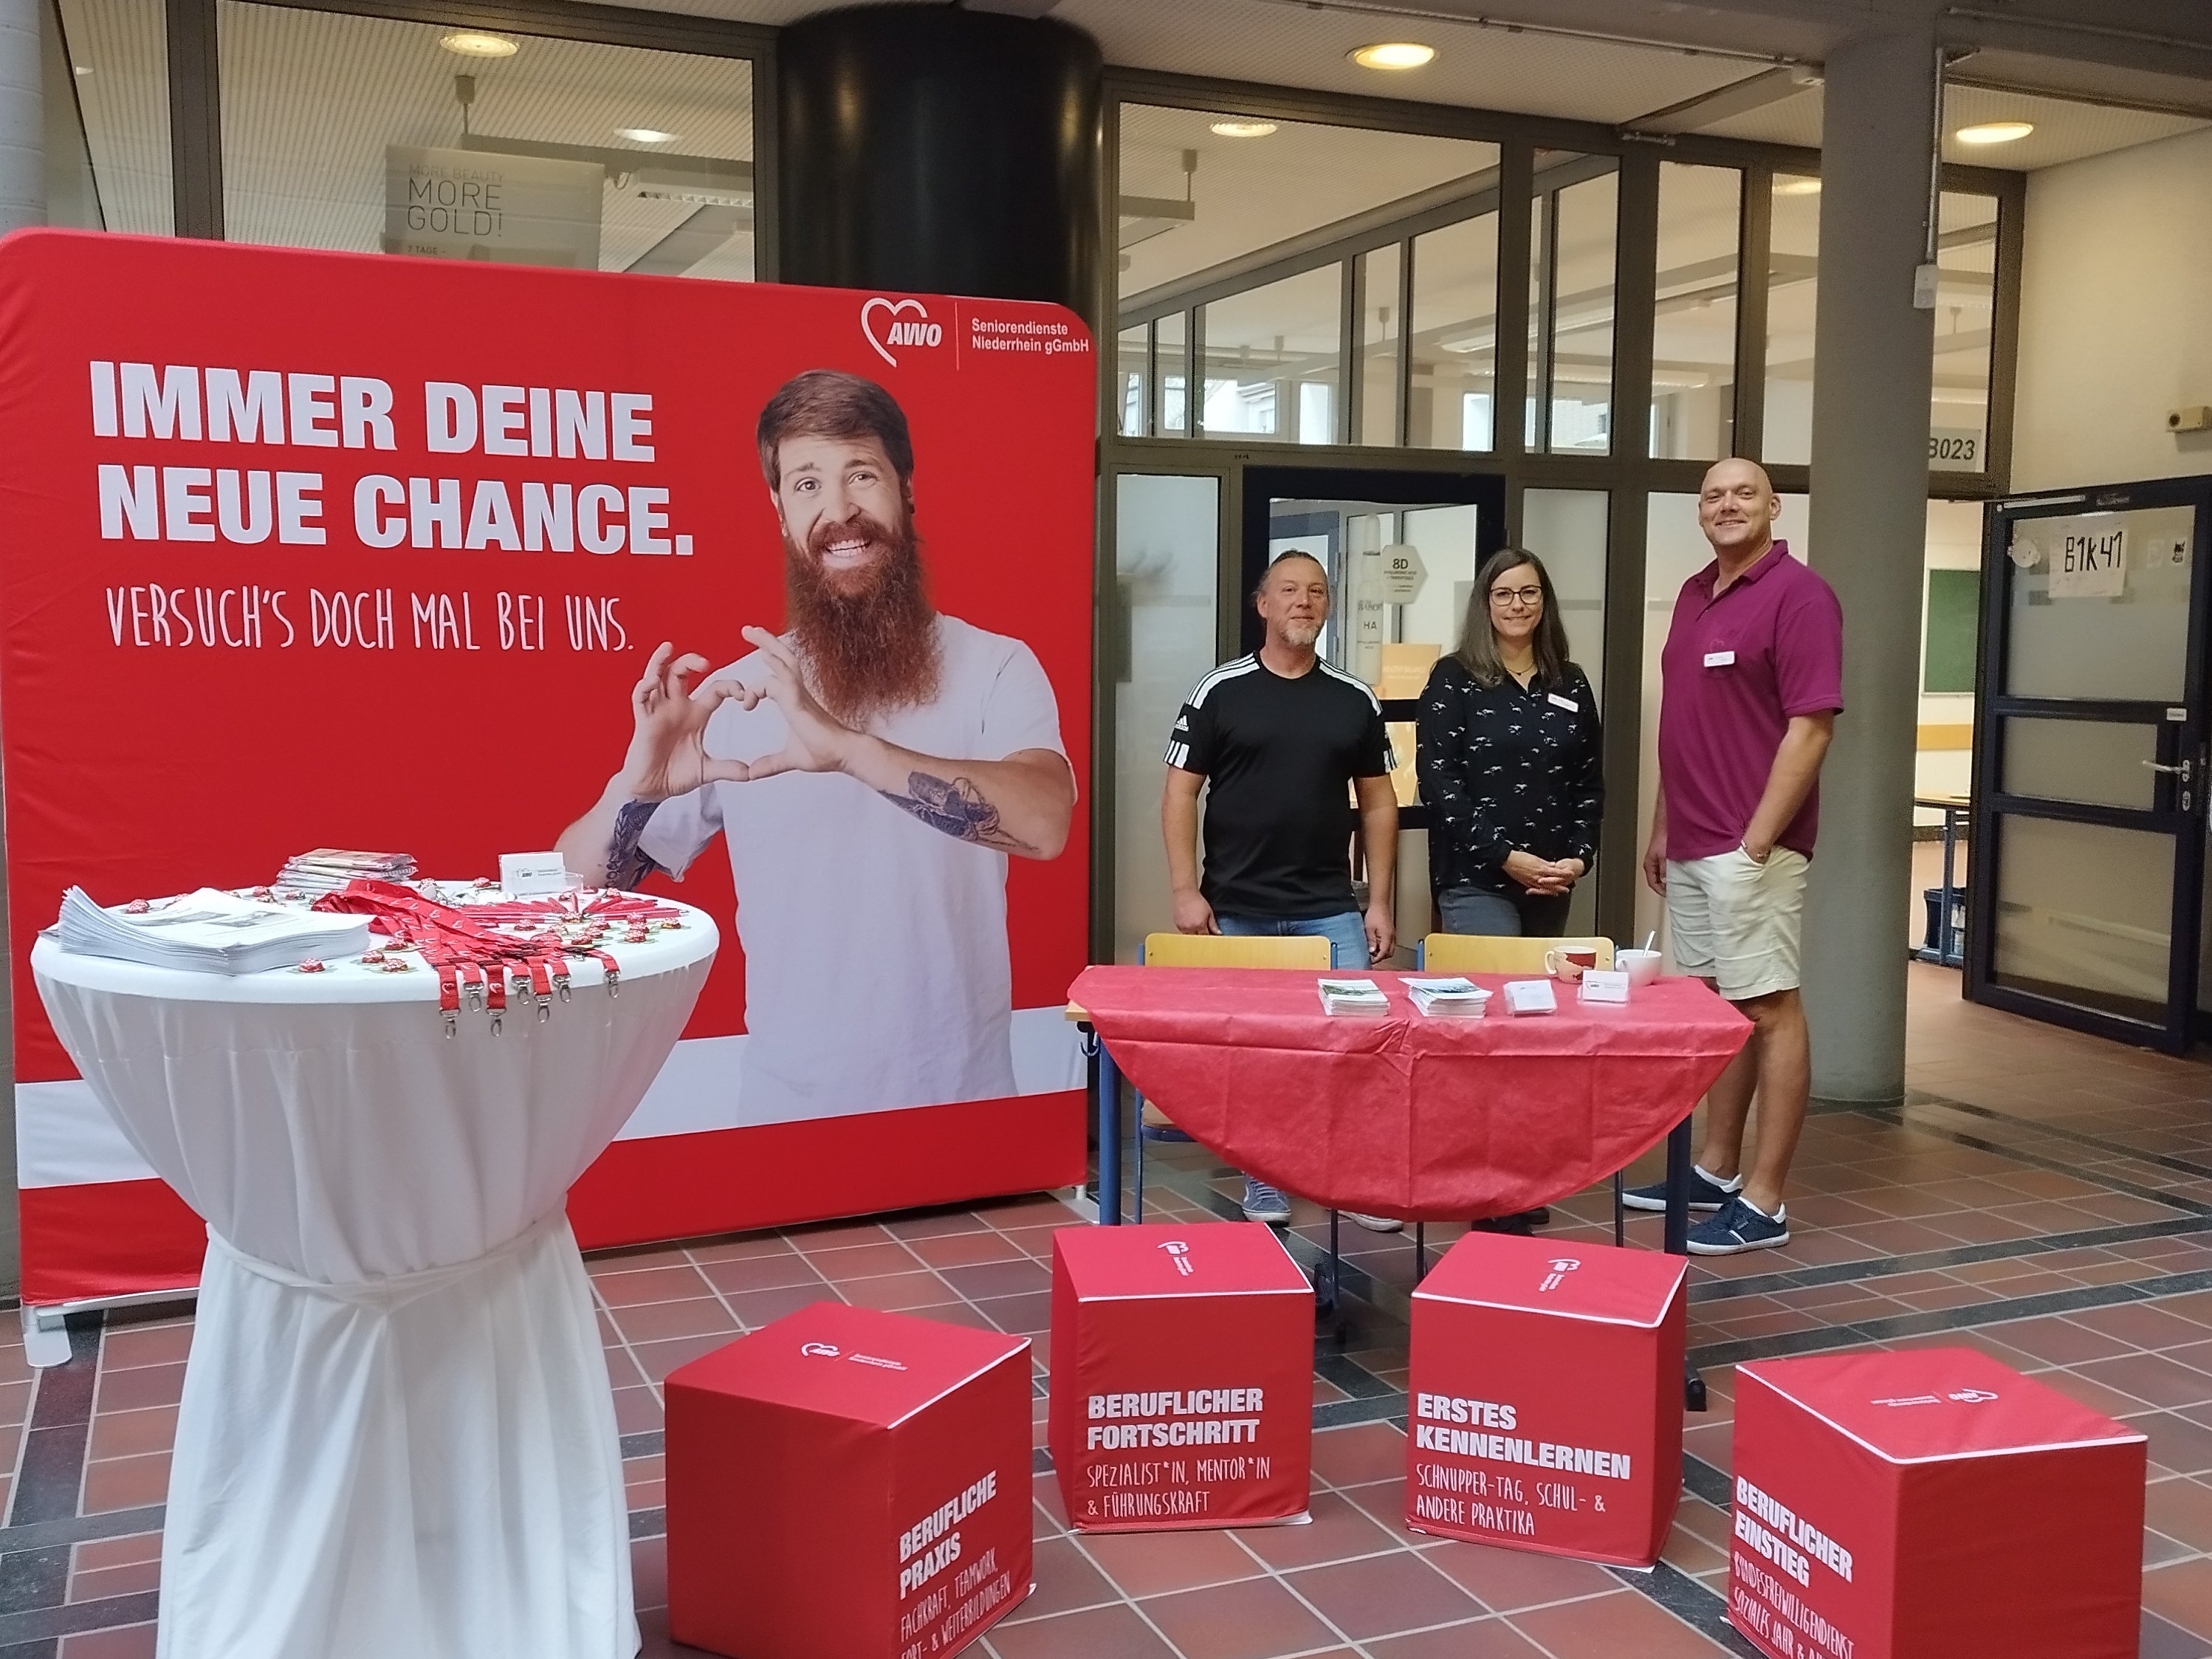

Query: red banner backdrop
left=0, top=230, right=1094, bottom=1305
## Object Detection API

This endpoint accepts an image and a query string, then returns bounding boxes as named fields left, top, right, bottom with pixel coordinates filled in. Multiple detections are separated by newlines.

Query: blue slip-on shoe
left=1686, top=1195, right=1790, bottom=1255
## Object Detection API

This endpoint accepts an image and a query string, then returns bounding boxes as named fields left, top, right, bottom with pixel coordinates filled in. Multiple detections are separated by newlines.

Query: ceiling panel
left=1119, top=105, right=1497, bottom=300
left=1702, top=80, right=2208, bottom=168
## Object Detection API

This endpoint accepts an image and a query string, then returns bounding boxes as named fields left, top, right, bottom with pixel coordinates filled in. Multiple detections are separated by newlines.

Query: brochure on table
left=0, top=230, right=1095, bottom=1305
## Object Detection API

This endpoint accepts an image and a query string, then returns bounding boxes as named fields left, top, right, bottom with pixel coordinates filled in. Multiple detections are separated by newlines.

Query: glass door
left=1969, top=478, right=2211, bottom=1051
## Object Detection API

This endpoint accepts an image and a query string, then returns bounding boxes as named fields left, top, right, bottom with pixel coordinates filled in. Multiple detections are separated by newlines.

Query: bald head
left=1698, top=457, right=1779, bottom=560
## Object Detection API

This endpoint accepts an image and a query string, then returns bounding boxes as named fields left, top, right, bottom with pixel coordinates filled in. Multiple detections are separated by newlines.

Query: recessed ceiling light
left=1209, top=120, right=1279, bottom=139
left=71, top=63, right=90, bottom=75
left=616, top=128, right=679, bottom=143
left=1774, top=176, right=1821, bottom=196
left=1351, top=41, right=1435, bottom=70
left=1955, top=120, right=2033, bottom=145
left=439, top=30, right=518, bottom=58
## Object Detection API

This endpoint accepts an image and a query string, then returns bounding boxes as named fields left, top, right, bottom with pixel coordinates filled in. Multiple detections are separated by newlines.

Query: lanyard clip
left=555, top=970, right=572, bottom=1004
left=442, top=1008, right=457, bottom=1040
left=490, top=1009, right=504, bottom=1036
left=605, top=966, right=621, bottom=999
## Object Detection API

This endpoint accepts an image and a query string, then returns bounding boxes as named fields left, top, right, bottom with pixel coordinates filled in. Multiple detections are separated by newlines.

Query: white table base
left=161, top=1211, right=636, bottom=1659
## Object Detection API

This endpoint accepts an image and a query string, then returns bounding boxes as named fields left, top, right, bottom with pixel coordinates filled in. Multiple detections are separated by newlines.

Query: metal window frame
left=166, top=0, right=780, bottom=276
left=1099, top=66, right=2029, bottom=946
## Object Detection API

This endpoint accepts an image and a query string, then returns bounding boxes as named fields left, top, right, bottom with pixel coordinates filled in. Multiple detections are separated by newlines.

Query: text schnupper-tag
left=498, top=851, right=571, bottom=896
left=1703, top=650, right=1736, bottom=668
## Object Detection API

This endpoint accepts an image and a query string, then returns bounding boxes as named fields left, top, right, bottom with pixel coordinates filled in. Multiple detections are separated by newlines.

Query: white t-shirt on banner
left=639, top=614, right=1067, bottom=1124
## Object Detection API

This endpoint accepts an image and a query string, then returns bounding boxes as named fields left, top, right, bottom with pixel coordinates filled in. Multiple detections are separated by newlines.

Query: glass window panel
left=1155, top=312, right=1189, bottom=436
left=1525, top=188, right=1545, bottom=450
left=2003, top=505, right=2194, bottom=702
left=55, top=0, right=173, bottom=233
left=1930, top=191, right=1997, bottom=473
left=1653, top=162, right=1740, bottom=461
left=1548, top=171, right=1617, bottom=454
left=1519, top=490, right=1610, bottom=938
left=1765, top=174, right=1821, bottom=466
left=1992, top=815, right=2172, bottom=1024
left=1118, top=105, right=1496, bottom=306
left=1114, top=473, right=1220, bottom=963
left=1199, top=264, right=1341, bottom=442
left=1407, top=212, right=1499, bottom=452
left=219, top=4, right=757, bottom=280
left=2001, top=718, right=2157, bottom=810
left=1357, top=243, right=1403, bottom=447
left=1116, top=325, right=1149, bottom=438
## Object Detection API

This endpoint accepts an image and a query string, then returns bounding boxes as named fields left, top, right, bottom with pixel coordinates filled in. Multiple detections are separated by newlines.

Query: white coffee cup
left=1616, top=948, right=1663, bottom=986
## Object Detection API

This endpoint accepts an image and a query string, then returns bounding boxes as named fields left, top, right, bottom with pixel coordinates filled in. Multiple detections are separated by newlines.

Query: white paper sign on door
left=2047, top=520, right=2126, bottom=599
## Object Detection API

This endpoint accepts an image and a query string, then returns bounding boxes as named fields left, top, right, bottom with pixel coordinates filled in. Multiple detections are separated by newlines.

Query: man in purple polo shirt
left=1624, top=458, right=1843, bottom=1254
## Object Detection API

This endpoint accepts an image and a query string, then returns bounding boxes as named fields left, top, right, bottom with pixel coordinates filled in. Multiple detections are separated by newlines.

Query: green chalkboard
left=1923, top=568, right=1979, bottom=694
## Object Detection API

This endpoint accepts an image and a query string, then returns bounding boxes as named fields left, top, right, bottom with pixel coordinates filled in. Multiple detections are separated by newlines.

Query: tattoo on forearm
left=606, top=799, right=666, bottom=889
left=881, top=772, right=1037, bottom=854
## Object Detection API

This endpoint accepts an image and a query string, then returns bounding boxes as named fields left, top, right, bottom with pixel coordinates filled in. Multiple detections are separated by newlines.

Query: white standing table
left=31, top=895, right=717, bottom=1659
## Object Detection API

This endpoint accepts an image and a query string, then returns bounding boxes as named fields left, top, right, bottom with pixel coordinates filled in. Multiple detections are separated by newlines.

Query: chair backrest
left=1141, top=932, right=1333, bottom=969
left=1418, top=933, right=1615, bottom=975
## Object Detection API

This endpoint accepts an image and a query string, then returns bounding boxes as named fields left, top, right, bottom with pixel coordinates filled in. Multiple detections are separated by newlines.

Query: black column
left=777, top=4, right=1103, bottom=330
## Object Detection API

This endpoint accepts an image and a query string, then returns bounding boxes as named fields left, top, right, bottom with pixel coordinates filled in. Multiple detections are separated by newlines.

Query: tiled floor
left=0, top=962, right=2206, bottom=1658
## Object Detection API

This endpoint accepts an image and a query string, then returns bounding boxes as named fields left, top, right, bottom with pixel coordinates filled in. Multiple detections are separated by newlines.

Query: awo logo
left=862, top=297, right=944, bottom=366
left=1539, top=1258, right=1581, bottom=1293
left=1159, top=1240, right=1195, bottom=1277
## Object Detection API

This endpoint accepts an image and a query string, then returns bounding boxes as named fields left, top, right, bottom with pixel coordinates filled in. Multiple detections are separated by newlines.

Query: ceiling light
left=1209, top=120, right=1278, bottom=139
left=616, top=128, right=679, bottom=143
left=1351, top=41, right=1435, bottom=70
left=439, top=30, right=518, bottom=58
left=1774, top=176, right=1821, bottom=196
left=71, top=63, right=90, bottom=75
left=1955, top=120, right=2033, bottom=145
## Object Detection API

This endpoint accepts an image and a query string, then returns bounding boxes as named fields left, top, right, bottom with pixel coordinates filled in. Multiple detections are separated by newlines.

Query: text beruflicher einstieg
left=89, top=362, right=693, bottom=653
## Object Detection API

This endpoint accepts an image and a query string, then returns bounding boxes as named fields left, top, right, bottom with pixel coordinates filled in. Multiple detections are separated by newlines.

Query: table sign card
left=497, top=851, right=570, bottom=896
left=1502, top=980, right=1557, bottom=1017
left=1578, top=970, right=1629, bottom=1005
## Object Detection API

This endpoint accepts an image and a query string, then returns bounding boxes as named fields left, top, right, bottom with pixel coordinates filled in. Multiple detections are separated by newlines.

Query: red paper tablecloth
left=1068, top=966, right=1752, bottom=1223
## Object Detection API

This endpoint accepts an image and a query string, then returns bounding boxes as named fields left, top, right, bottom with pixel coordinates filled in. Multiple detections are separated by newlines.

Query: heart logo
left=862, top=296, right=927, bottom=367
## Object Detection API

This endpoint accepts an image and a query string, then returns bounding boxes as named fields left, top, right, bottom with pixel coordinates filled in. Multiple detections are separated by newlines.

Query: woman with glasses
left=1418, top=546, right=1604, bottom=939
left=1418, top=546, right=1602, bottom=1234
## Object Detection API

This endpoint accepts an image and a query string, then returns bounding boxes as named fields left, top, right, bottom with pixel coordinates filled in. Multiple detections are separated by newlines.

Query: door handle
left=2143, top=760, right=2195, bottom=779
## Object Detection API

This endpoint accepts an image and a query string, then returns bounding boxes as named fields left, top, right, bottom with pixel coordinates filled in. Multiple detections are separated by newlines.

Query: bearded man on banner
left=556, top=369, right=1074, bottom=1123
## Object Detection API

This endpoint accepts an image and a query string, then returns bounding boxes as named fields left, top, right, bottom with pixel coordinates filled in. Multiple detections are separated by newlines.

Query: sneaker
left=1686, top=1195, right=1790, bottom=1255
left=1240, top=1178, right=1292, bottom=1226
left=1344, top=1212, right=1404, bottom=1233
left=1621, top=1166, right=1742, bottom=1214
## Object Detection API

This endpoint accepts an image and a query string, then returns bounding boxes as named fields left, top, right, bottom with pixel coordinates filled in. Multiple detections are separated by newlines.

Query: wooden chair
left=1417, top=932, right=1627, bottom=1246
left=1418, top=933, right=1613, bottom=975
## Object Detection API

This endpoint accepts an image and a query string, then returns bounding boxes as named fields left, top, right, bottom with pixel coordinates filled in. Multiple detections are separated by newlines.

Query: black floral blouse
left=1415, top=655, right=1604, bottom=896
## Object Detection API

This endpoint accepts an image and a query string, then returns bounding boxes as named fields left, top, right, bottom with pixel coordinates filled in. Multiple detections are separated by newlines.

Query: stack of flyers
left=56, top=887, right=371, bottom=974
left=1316, top=978, right=1391, bottom=1016
left=1404, top=977, right=1491, bottom=1017
left=277, top=849, right=419, bottom=895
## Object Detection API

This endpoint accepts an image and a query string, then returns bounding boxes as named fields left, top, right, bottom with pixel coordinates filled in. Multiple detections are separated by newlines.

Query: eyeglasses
left=1489, top=586, right=1544, bottom=607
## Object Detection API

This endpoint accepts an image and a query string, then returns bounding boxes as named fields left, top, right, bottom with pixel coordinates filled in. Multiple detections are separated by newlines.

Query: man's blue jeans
left=1215, top=911, right=1370, bottom=969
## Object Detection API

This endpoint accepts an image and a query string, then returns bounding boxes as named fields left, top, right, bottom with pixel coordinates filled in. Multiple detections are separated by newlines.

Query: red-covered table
left=1066, top=966, right=1751, bottom=1228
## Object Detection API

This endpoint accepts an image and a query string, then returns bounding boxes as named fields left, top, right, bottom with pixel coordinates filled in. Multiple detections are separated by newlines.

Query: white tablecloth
left=32, top=900, right=717, bottom=1659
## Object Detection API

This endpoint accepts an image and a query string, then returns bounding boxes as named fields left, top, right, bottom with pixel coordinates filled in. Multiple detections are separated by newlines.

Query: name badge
left=1703, top=650, right=1736, bottom=668
left=1546, top=693, right=1579, bottom=713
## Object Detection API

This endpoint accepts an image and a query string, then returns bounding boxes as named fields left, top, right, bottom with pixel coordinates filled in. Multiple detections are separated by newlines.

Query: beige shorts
left=1665, top=847, right=1809, bottom=1002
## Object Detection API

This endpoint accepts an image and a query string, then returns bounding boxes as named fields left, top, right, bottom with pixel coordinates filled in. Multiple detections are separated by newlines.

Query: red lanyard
left=312, top=880, right=679, bottom=1037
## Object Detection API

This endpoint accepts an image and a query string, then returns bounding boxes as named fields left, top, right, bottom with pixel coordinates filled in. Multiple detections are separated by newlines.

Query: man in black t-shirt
left=1161, top=549, right=1400, bottom=1226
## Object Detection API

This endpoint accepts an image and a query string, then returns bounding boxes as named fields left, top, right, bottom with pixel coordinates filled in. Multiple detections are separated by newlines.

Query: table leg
left=1663, top=1112, right=1707, bottom=1411
left=1096, top=1035, right=1122, bottom=1227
